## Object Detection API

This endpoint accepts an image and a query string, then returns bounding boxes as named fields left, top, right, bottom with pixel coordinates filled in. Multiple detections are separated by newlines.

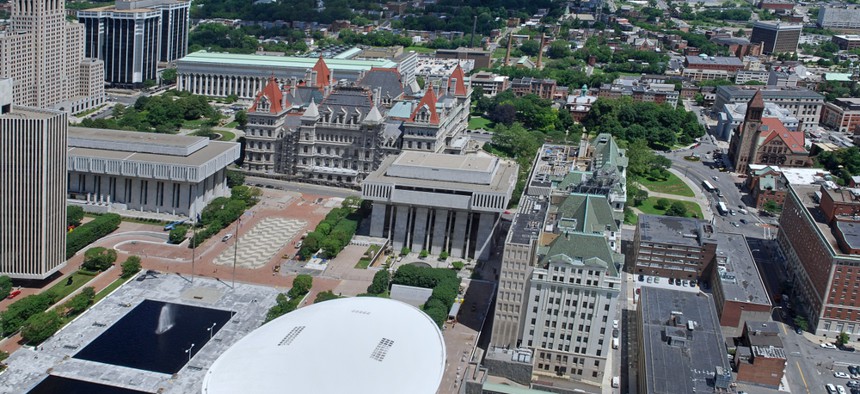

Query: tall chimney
left=537, top=34, right=545, bottom=69
left=470, top=15, right=477, bottom=48
left=504, top=31, right=513, bottom=66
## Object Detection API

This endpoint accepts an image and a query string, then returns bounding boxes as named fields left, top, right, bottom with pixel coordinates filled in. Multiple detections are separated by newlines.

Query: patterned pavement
left=212, top=217, right=306, bottom=269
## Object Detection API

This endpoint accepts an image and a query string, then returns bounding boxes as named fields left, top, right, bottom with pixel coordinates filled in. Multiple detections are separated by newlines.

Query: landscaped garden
left=636, top=172, right=695, bottom=197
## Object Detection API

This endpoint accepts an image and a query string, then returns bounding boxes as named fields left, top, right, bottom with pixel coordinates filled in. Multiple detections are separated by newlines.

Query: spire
left=748, top=89, right=765, bottom=109
left=746, top=90, right=764, bottom=122
left=312, top=55, right=331, bottom=90
left=410, top=85, right=440, bottom=124
left=364, top=104, right=383, bottom=124
left=302, top=98, right=319, bottom=120
left=450, top=64, right=468, bottom=96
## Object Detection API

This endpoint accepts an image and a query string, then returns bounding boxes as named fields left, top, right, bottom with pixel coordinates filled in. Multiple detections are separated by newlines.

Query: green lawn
left=225, top=121, right=239, bottom=129
left=216, top=130, right=236, bottom=141
left=468, top=116, right=494, bottom=130
left=47, top=271, right=97, bottom=300
left=637, top=172, right=695, bottom=197
left=405, top=46, right=435, bottom=54
left=355, top=244, right=381, bottom=269
left=94, top=276, right=133, bottom=303
left=637, top=197, right=704, bottom=219
left=182, top=118, right=210, bottom=129
left=624, top=209, right=639, bottom=225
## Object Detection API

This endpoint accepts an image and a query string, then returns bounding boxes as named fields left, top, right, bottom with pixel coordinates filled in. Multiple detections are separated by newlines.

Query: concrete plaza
left=0, top=274, right=281, bottom=394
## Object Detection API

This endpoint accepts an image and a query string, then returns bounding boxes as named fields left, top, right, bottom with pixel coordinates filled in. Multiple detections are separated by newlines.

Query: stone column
left=473, top=212, right=497, bottom=261
left=370, top=202, right=386, bottom=237
left=392, top=205, right=410, bottom=252
left=411, top=207, right=429, bottom=252
left=450, top=211, right=469, bottom=259
left=431, top=209, right=448, bottom=254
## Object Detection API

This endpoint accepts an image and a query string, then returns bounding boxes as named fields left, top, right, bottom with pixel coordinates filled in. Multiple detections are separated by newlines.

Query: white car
left=613, top=320, right=619, bottom=329
left=221, top=233, right=233, bottom=242
left=838, top=385, right=847, bottom=394
left=821, top=342, right=838, bottom=349
left=835, top=371, right=851, bottom=379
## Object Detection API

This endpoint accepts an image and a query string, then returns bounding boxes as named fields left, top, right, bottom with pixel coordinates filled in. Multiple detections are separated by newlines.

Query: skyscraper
left=0, top=0, right=104, bottom=113
left=78, top=0, right=191, bottom=87
left=0, top=79, right=68, bottom=279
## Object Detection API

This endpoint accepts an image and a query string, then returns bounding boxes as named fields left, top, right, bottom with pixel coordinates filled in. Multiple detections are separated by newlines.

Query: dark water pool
left=73, top=299, right=232, bottom=374
left=27, top=375, right=150, bottom=394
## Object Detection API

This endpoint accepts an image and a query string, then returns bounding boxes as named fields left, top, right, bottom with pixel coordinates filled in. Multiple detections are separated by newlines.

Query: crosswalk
left=213, top=218, right=307, bottom=269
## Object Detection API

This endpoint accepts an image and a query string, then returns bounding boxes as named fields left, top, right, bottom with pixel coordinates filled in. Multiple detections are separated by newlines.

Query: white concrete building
left=0, top=0, right=105, bottom=113
left=362, top=151, right=518, bottom=260
left=0, top=79, right=68, bottom=279
left=67, top=127, right=240, bottom=218
left=716, top=101, right=799, bottom=142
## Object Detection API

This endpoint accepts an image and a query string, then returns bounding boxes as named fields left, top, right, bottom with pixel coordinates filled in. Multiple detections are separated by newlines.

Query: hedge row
left=392, top=265, right=460, bottom=327
left=66, top=213, right=121, bottom=258
left=297, top=205, right=360, bottom=260
left=189, top=186, right=260, bottom=247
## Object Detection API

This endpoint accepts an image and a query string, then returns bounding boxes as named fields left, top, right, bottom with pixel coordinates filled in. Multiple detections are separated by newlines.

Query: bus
left=702, top=180, right=716, bottom=192
left=717, top=202, right=728, bottom=216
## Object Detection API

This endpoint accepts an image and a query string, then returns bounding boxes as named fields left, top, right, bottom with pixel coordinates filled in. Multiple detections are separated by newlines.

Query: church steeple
left=745, top=90, right=765, bottom=122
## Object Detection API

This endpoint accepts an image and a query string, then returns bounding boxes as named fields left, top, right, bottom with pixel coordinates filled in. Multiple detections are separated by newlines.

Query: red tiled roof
left=760, top=117, right=805, bottom=153
left=410, top=85, right=440, bottom=124
left=450, top=64, right=468, bottom=96
left=312, top=56, right=331, bottom=90
left=249, top=76, right=286, bottom=114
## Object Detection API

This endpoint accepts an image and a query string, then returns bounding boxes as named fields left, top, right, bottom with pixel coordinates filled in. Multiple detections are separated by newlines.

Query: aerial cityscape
left=1, top=0, right=860, bottom=392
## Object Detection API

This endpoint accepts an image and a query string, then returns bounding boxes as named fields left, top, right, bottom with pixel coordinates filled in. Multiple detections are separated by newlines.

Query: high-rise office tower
left=78, top=0, right=191, bottom=87
left=0, top=0, right=104, bottom=113
left=749, top=21, right=802, bottom=54
left=0, top=79, right=68, bottom=279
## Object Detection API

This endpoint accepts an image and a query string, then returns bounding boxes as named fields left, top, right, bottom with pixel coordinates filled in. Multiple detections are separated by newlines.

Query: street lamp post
left=232, top=216, right=242, bottom=289
left=207, top=322, right=217, bottom=340
left=185, top=343, right=195, bottom=362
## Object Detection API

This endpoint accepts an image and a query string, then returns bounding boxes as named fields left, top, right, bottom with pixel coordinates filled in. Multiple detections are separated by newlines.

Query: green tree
left=655, top=198, right=671, bottom=210
left=665, top=201, right=688, bottom=217
left=439, top=251, right=449, bottom=260
left=400, top=247, right=411, bottom=256
left=121, top=256, right=142, bottom=278
left=419, top=249, right=429, bottom=258
left=367, top=270, right=390, bottom=294
left=234, top=110, right=248, bottom=128
left=161, top=68, right=177, bottom=85
left=169, top=225, right=189, bottom=244
left=452, top=261, right=465, bottom=270
left=762, top=200, right=781, bottom=215
left=226, top=170, right=245, bottom=188
left=0, top=275, right=12, bottom=299
left=314, top=290, right=341, bottom=303
left=794, top=316, right=808, bottom=331
left=21, top=310, right=62, bottom=344
left=82, top=247, right=117, bottom=271
left=837, top=331, right=850, bottom=346
left=63, top=287, right=95, bottom=316
left=519, top=39, right=540, bottom=56
left=67, top=206, right=84, bottom=227
left=288, top=274, right=313, bottom=299
left=547, top=40, right=571, bottom=58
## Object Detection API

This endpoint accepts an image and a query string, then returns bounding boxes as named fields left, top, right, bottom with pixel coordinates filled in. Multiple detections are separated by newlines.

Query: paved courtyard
left=213, top=217, right=306, bottom=269
left=0, top=274, right=281, bottom=394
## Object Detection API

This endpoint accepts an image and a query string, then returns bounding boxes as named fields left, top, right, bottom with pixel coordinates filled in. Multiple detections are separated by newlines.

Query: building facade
left=67, top=127, right=240, bottom=218
left=749, top=21, right=802, bottom=54
left=821, top=98, right=860, bottom=134
left=683, top=55, right=744, bottom=81
left=0, top=79, right=68, bottom=279
left=0, top=0, right=104, bottom=113
left=779, top=182, right=860, bottom=339
left=362, top=151, right=517, bottom=261
left=511, top=77, right=558, bottom=100
left=818, top=5, right=860, bottom=29
left=713, top=85, right=824, bottom=133
left=728, top=91, right=809, bottom=173
left=470, top=71, right=510, bottom=98
left=833, top=35, right=860, bottom=51
left=78, top=0, right=191, bottom=87
left=632, top=214, right=718, bottom=281
left=710, top=233, right=772, bottom=337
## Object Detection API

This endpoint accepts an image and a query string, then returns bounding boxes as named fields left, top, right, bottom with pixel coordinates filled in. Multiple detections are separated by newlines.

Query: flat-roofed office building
left=0, top=79, right=68, bottom=279
left=362, top=151, right=518, bottom=260
left=67, top=127, right=240, bottom=218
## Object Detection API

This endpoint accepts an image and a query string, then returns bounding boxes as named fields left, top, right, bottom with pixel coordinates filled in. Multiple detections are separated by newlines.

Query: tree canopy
left=581, top=98, right=704, bottom=150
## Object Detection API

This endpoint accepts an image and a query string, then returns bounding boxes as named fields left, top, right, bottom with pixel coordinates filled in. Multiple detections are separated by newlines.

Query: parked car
left=795, top=326, right=803, bottom=334
left=835, top=372, right=851, bottom=379
left=740, top=219, right=748, bottom=224
left=849, top=365, right=860, bottom=376
left=822, top=342, right=838, bottom=349
left=846, top=380, right=860, bottom=388
left=638, top=274, right=644, bottom=282
left=221, top=233, right=233, bottom=242
left=828, top=383, right=838, bottom=394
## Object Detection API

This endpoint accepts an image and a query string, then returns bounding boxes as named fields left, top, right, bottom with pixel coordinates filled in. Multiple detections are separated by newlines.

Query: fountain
left=155, top=303, right=175, bottom=334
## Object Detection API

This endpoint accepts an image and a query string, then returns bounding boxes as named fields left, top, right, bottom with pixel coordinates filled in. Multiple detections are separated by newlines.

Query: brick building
left=734, top=321, right=787, bottom=388
left=728, top=91, right=809, bottom=174
left=709, top=233, right=772, bottom=337
left=511, top=77, right=557, bottom=100
left=632, top=214, right=718, bottom=282
left=821, top=98, right=860, bottom=133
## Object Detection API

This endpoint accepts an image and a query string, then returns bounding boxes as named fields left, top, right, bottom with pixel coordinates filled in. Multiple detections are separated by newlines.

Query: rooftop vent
left=370, top=338, right=395, bottom=362
left=278, top=326, right=306, bottom=346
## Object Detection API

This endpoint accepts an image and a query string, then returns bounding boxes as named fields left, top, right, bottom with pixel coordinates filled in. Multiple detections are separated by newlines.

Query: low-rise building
left=821, top=97, right=860, bottom=133
left=596, top=78, right=679, bottom=109
left=470, top=71, right=510, bottom=97
left=710, top=233, right=772, bottom=337
left=632, top=214, right=718, bottom=282
left=636, top=287, right=733, bottom=394
left=683, top=55, right=744, bottom=81
left=735, top=70, right=770, bottom=85
left=833, top=35, right=860, bottom=50
left=713, top=85, right=824, bottom=133
left=734, top=321, right=787, bottom=388
left=434, top=47, right=492, bottom=69
left=715, top=100, right=798, bottom=142
left=818, top=5, right=860, bottom=29
left=67, top=127, right=240, bottom=218
left=511, top=77, right=557, bottom=100
left=361, top=151, right=518, bottom=260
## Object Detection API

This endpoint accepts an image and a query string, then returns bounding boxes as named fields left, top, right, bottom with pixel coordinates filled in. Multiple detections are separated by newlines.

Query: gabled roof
left=541, top=232, right=620, bottom=275
left=758, top=118, right=806, bottom=153
left=357, top=67, right=404, bottom=100
left=553, top=193, right=618, bottom=234
left=249, top=76, right=286, bottom=114
left=449, top=64, right=468, bottom=96
left=312, top=56, right=331, bottom=89
left=409, top=85, right=440, bottom=124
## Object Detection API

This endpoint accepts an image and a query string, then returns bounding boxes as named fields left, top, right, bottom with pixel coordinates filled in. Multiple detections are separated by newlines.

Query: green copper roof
left=592, top=133, right=628, bottom=169
left=482, top=383, right=554, bottom=394
left=542, top=232, right=621, bottom=276
left=553, top=193, right=618, bottom=234
left=178, top=51, right=397, bottom=71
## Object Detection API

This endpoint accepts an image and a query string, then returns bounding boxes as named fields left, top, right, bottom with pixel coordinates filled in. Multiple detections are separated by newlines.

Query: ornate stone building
left=729, top=90, right=809, bottom=173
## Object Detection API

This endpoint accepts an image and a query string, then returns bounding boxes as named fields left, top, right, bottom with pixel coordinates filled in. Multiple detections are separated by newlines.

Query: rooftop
left=752, top=20, right=802, bottom=30
left=789, top=184, right=860, bottom=259
left=637, top=214, right=714, bottom=248
left=365, top=151, right=519, bottom=194
left=685, top=55, right=744, bottom=67
left=177, top=51, right=396, bottom=71
left=639, top=287, right=732, bottom=394
left=509, top=195, right=549, bottom=245
left=747, top=165, right=831, bottom=185
left=713, top=233, right=771, bottom=306
left=716, top=85, right=824, bottom=100
left=202, top=297, right=445, bottom=394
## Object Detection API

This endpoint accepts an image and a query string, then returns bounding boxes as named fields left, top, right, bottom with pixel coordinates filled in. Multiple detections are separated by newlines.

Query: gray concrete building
left=715, top=101, right=799, bottom=142
left=712, top=86, right=824, bottom=132
left=818, top=5, right=860, bottom=29
left=749, top=21, right=802, bottom=54
left=361, top=151, right=517, bottom=260
left=0, top=79, right=68, bottom=279
left=637, top=287, right=734, bottom=394
left=67, top=127, right=240, bottom=218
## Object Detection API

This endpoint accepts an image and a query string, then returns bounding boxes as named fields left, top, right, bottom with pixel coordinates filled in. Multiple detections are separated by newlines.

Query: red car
left=7, top=289, right=21, bottom=299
